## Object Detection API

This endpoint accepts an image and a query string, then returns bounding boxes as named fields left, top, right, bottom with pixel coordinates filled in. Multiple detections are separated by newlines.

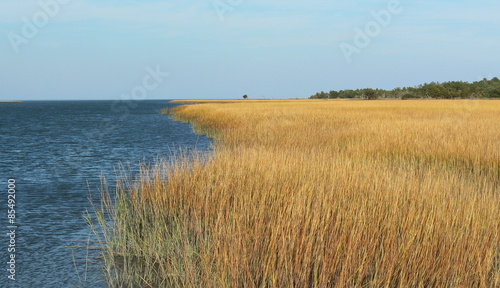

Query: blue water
left=0, top=100, right=211, bottom=287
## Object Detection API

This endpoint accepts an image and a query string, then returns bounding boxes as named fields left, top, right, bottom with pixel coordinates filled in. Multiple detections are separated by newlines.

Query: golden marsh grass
left=95, top=99, right=499, bottom=287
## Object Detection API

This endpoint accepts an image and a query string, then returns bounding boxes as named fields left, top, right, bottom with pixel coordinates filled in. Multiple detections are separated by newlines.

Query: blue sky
left=1, top=0, right=499, bottom=100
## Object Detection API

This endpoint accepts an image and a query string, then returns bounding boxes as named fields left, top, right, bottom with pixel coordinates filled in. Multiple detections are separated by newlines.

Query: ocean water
left=0, top=100, right=211, bottom=287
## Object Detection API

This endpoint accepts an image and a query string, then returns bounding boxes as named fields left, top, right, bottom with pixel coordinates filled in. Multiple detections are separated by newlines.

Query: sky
left=0, top=0, right=499, bottom=100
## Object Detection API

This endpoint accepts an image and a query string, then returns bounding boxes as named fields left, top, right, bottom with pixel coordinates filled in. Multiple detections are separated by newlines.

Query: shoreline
left=96, top=99, right=499, bottom=287
left=170, top=98, right=500, bottom=104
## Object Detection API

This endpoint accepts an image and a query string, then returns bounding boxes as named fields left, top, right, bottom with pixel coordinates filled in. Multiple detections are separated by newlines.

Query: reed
left=93, top=99, right=500, bottom=287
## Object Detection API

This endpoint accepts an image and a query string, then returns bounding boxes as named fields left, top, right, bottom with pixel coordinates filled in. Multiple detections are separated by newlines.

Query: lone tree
left=243, top=94, right=248, bottom=99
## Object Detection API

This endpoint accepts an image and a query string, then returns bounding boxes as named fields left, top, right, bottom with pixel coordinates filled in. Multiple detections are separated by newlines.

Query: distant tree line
left=309, top=77, right=500, bottom=100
